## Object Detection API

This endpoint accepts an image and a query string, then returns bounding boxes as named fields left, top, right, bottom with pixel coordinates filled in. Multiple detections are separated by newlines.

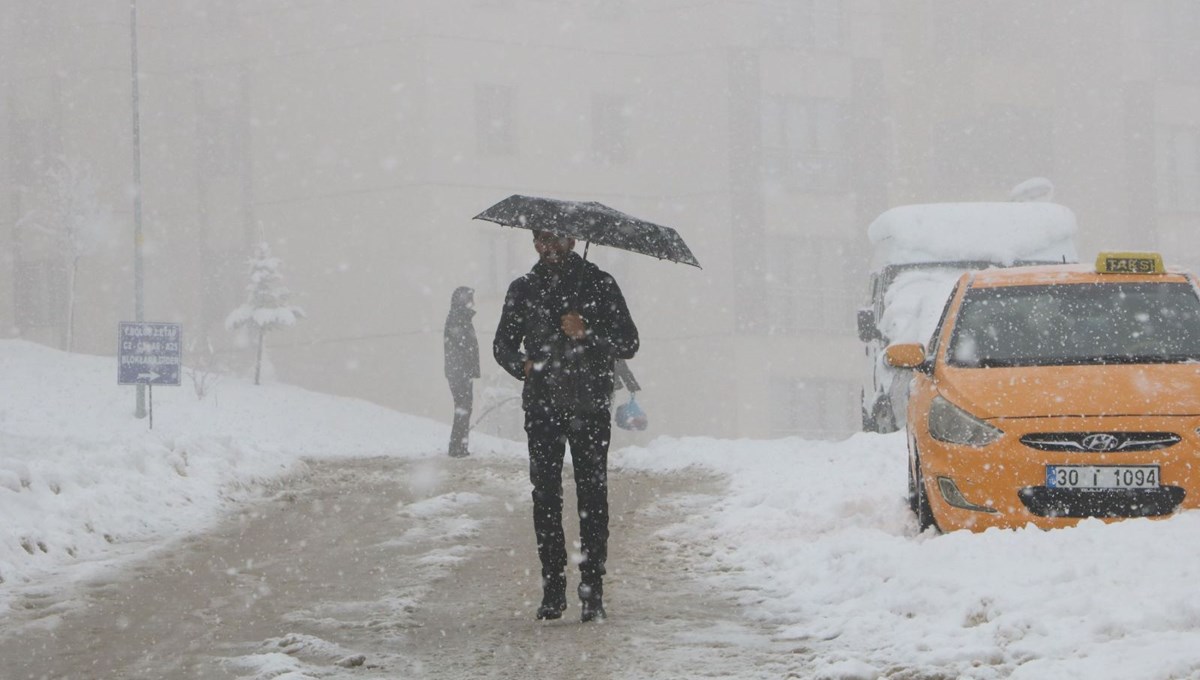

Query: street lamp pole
left=130, top=0, right=146, bottom=418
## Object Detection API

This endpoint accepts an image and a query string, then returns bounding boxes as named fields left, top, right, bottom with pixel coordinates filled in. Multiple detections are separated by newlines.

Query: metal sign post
left=118, top=322, right=182, bottom=429
left=130, top=0, right=147, bottom=419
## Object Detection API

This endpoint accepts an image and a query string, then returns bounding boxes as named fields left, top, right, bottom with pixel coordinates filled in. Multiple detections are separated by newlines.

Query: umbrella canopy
left=473, top=194, right=701, bottom=268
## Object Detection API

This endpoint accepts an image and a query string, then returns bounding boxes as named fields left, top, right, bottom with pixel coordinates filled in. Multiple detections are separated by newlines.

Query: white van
left=857, top=201, right=1079, bottom=432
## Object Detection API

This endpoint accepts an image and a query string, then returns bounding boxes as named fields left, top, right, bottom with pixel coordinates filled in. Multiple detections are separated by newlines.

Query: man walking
left=493, top=230, right=639, bottom=622
left=444, top=286, right=480, bottom=458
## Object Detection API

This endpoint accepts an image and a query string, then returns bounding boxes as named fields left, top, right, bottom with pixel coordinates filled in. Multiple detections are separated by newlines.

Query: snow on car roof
left=868, top=202, right=1078, bottom=267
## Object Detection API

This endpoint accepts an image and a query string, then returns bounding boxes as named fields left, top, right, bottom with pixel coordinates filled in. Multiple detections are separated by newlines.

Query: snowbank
left=0, top=339, right=508, bottom=598
left=615, top=435, right=1200, bottom=679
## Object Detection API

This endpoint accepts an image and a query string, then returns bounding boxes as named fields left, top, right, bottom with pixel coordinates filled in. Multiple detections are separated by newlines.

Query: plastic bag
left=615, top=394, right=648, bottom=431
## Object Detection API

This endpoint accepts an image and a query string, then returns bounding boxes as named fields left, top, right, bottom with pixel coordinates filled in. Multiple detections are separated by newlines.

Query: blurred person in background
left=444, top=286, right=479, bottom=458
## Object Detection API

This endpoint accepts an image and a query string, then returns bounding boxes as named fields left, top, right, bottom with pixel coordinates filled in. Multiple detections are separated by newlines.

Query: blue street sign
left=118, top=322, right=182, bottom=386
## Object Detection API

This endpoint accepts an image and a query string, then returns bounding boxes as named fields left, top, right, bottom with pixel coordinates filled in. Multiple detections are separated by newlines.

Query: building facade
left=3, top=1, right=1198, bottom=440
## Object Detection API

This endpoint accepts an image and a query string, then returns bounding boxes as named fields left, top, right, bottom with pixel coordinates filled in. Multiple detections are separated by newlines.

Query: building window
left=764, top=237, right=856, bottom=335
left=585, top=0, right=627, bottom=21
left=932, top=106, right=1054, bottom=195
left=771, top=376, right=858, bottom=438
left=592, top=94, right=630, bottom=165
left=762, top=96, right=846, bottom=192
left=486, top=231, right=520, bottom=295
left=932, top=8, right=981, bottom=59
left=1157, top=0, right=1200, bottom=80
left=476, top=83, right=516, bottom=156
left=207, top=0, right=238, bottom=30
left=975, top=2, right=1051, bottom=62
left=765, top=0, right=844, bottom=51
left=199, top=104, right=240, bottom=177
left=14, top=259, right=66, bottom=329
left=9, top=116, right=60, bottom=186
left=1156, top=126, right=1200, bottom=212
left=201, top=247, right=244, bottom=331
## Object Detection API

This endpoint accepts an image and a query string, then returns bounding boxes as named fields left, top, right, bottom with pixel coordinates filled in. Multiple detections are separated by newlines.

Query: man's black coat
left=494, top=251, right=639, bottom=414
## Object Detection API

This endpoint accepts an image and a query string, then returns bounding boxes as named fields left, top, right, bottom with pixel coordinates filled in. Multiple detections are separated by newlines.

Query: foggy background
left=2, top=0, right=1198, bottom=441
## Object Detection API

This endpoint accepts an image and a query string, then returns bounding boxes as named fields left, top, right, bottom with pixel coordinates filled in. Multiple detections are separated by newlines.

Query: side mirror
left=857, top=308, right=881, bottom=343
left=885, top=343, right=927, bottom=370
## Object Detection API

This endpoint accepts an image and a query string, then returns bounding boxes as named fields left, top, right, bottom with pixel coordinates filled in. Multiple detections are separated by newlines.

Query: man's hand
left=561, top=312, right=587, bottom=340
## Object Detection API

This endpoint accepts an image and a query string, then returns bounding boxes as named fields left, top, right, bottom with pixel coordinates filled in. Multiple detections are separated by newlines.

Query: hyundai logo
left=1081, top=433, right=1121, bottom=452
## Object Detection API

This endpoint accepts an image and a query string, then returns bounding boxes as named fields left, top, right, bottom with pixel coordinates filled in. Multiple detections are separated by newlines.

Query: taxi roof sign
left=1095, top=251, right=1165, bottom=275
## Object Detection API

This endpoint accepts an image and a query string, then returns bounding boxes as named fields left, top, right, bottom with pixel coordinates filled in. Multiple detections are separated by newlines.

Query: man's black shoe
left=536, top=598, right=568, bottom=620
left=536, top=574, right=568, bottom=620
left=580, top=599, right=606, bottom=623
left=578, top=582, right=605, bottom=623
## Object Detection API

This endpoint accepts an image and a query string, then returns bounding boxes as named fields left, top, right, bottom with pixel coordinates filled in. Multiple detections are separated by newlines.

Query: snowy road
left=0, top=455, right=805, bottom=679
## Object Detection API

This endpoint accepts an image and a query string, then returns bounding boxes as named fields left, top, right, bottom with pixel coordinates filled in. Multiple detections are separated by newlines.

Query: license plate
left=1046, top=465, right=1160, bottom=489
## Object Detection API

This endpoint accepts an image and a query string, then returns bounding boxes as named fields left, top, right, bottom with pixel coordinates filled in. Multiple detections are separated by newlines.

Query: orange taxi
left=886, top=252, right=1200, bottom=532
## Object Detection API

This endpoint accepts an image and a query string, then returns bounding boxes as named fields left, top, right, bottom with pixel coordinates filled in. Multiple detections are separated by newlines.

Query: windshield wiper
left=962, top=354, right=1200, bottom=368
left=1094, top=353, right=1200, bottom=365
left=964, top=358, right=1024, bottom=368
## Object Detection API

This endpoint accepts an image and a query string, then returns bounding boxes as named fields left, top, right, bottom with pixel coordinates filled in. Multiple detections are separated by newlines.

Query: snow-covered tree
left=16, top=157, right=112, bottom=351
left=225, top=242, right=305, bottom=385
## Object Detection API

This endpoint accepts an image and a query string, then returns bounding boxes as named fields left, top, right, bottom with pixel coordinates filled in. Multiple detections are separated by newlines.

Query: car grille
left=1019, top=432, right=1181, bottom=452
left=1019, top=486, right=1185, bottom=518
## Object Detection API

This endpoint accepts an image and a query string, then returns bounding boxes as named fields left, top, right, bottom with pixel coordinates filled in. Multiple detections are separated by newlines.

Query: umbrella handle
left=583, top=240, right=590, bottom=260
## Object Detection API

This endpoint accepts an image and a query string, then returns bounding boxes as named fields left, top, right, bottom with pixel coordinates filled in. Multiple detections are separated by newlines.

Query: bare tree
left=184, top=336, right=222, bottom=400
left=225, top=242, right=305, bottom=385
left=16, top=157, right=111, bottom=351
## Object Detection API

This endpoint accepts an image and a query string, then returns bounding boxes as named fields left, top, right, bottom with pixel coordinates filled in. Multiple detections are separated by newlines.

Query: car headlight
left=929, top=395, right=1003, bottom=447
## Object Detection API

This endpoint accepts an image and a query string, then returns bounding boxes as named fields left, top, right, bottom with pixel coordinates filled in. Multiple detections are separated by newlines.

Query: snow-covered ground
left=3, top=339, right=1200, bottom=679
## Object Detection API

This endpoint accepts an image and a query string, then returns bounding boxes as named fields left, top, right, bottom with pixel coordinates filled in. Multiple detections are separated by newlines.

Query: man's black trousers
left=525, top=408, right=610, bottom=587
left=448, top=379, right=473, bottom=456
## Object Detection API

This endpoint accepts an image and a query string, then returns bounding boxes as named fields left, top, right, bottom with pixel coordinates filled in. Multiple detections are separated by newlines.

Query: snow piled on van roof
left=868, top=202, right=1078, bottom=266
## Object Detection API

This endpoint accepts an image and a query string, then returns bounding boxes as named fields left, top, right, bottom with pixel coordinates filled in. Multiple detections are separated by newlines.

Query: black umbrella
left=473, top=194, right=701, bottom=268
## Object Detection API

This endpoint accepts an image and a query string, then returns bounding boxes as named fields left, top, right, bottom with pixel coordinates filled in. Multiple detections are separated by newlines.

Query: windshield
left=947, top=282, right=1200, bottom=367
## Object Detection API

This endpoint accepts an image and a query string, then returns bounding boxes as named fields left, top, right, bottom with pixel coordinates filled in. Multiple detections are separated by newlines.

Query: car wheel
left=872, top=399, right=898, bottom=434
left=863, top=396, right=897, bottom=433
left=861, top=388, right=880, bottom=432
left=912, top=454, right=938, bottom=533
left=861, top=408, right=876, bottom=432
